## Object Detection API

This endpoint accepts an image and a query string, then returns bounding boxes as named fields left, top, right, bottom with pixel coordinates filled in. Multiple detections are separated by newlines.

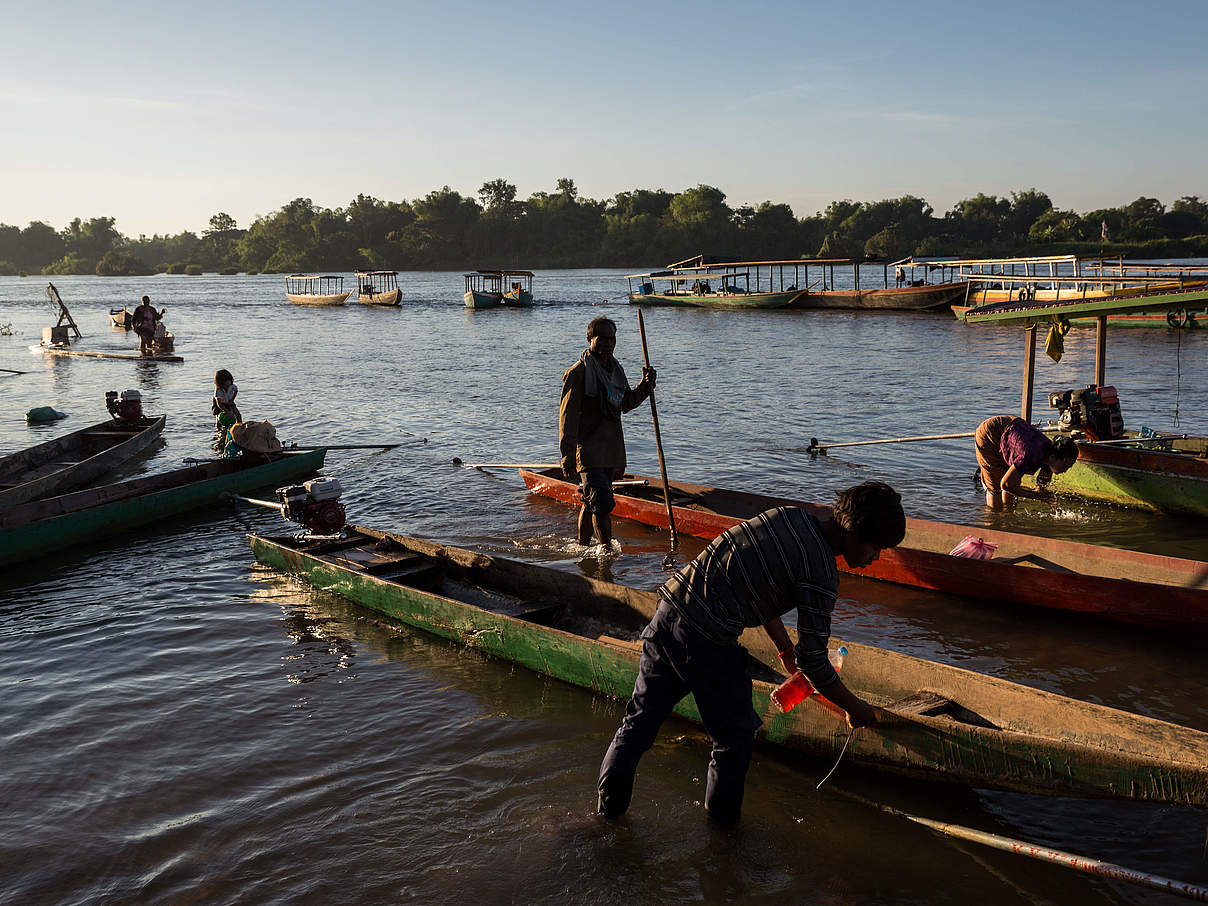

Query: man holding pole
left=559, top=316, right=656, bottom=548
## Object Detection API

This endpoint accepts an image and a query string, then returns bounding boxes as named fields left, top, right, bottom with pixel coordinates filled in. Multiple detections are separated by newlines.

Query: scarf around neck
left=580, top=349, right=629, bottom=419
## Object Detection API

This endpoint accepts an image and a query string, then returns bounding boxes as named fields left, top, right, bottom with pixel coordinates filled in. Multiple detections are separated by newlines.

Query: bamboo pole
left=452, top=459, right=561, bottom=470
left=636, top=309, right=678, bottom=555
left=807, top=432, right=976, bottom=454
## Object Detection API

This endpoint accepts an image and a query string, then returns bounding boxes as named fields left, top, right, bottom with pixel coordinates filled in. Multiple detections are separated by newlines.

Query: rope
left=816, top=726, right=855, bottom=789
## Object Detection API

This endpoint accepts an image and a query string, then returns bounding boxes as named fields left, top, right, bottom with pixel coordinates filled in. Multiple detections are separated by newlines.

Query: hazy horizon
left=4, top=0, right=1205, bottom=237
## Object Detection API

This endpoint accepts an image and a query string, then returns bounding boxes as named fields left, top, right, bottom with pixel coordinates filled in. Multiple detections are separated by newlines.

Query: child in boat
left=974, top=416, right=1079, bottom=509
left=213, top=369, right=242, bottom=427
left=597, top=481, right=905, bottom=826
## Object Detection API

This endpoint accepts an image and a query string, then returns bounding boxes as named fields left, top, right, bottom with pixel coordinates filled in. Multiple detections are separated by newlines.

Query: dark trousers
left=598, top=602, right=762, bottom=823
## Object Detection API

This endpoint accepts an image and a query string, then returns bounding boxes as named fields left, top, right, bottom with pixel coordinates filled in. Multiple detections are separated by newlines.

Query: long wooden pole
left=636, top=309, right=677, bottom=553
left=809, top=432, right=976, bottom=453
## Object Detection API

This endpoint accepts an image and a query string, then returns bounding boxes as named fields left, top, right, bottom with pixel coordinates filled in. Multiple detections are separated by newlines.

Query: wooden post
left=1095, top=316, right=1107, bottom=387
left=1021, top=325, right=1037, bottom=421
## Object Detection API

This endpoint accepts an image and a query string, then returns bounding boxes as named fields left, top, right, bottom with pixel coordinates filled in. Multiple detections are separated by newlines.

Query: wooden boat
left=355, top=270, right=401, bottom=306
left=247, top=524, right=1208, bottom=806
left=0, top=415, right=166, bottom=507
left=0, top=449, right=326, bottom=568
left=109, top=307, right=132, bottom=329
left=631, top=256, right=963, bottom=311
left=285, top=275, right=350, bottom=306
left=464, top=270, right=534, bottom=309
left=952, top=304, right=1206, bottom=328
left=518, top=467, right=1208, bottom=628
left=500, top=271, right=535, bottom=307
left=39, top=347, right=184, bottom=363
left=961, top=279, right=1208, bottom=516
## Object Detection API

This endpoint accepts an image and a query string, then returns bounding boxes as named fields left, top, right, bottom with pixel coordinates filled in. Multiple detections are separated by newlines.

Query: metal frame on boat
left=248, top=524, right=1208, bottom=805
left=518, top=467, right=1208, bottom=628
left=285, top=275, right=350, bottom=306
left=355, top=270, right=401, bottom=306
left=0, top=415, right=166, bottom=507
left=960, top=278, right=1208, bottom=516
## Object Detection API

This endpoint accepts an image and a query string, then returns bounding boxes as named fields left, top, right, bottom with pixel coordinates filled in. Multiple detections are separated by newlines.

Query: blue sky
left=3, top=0, right=1205, bottom=235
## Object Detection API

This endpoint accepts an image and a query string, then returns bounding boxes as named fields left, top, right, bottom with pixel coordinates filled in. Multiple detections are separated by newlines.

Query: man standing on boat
left=558, top=316, right=656, bottom=550
left=596, top=481, right=906, bottom=826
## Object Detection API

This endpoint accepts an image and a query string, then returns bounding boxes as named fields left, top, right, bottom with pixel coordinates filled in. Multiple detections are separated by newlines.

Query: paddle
left=808, top=431, right=976, bottom=455
left=0, top=368, right=29, bottom=375
left=285, top=442, right=419, bottom=450
left=636, top=309, right=678, bottom=565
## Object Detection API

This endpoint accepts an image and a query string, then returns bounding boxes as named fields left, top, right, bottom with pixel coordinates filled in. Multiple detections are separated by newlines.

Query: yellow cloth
left=1044, top=316, right=1071, bottom=362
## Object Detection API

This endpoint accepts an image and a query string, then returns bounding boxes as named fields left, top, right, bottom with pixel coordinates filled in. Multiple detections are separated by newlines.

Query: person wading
left=558, top=316, right=656, bottom=549
left=596, top=481, right=907, bottom=826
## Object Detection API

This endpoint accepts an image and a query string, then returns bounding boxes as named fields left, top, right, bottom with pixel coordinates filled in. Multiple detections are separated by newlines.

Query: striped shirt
left=659, top=507, right=842, bottom=690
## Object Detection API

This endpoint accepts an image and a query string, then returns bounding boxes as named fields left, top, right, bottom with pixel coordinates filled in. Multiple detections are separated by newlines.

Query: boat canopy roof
left=472, top=268, right=534, bottom=277
left=668, top=257, right=850, bottom=270
left=963, top=281, right=1208, bottom=326
left=286, top=274, right=343, bottom=280
left=627, top=271, right=750, bottom=281
left=354, top=270, right=398, bottom=277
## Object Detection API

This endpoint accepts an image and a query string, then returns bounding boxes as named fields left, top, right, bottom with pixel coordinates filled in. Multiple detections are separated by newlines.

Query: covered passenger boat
left=248, top=524, right=1208, bottom=806
left=285, top=275, right=350, bottom=306
left=355, top=270, right=401, bottom=306
left=960, top=277, right=1208, bottom=516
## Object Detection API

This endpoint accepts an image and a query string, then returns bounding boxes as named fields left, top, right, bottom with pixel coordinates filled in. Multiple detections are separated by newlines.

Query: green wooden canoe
left=248, top=525, right=1208, bottom=806
left=0, top=449, right=326, bottom=569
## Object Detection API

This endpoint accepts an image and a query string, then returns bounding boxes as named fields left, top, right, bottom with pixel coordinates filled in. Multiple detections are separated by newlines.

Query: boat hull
left=1050, top=436, right=1208, bottom=516
left=0, top=449, right=326, bottom=568
left=501, top=289, right=534, bottom=307
left=248, top=525, right=1208, bottom=805
left=464, top=290, right=502, bottom=309
left=627, top=289, right=807, bottom=309
left=953, top=304, right=1205, bottom=328
left=0, top=415, right=166, bottom=507
left=519, top=468, right=1208, bottom=628
left=109, top=308, right=132, bottom=329
left=788, top=283, right=967, bottom=311
left=286, top=292, right=350, bottom=306
left=358, top=288, right=401, bottom=306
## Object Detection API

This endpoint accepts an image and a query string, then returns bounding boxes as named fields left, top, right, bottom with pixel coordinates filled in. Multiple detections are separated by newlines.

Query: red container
left=771, top=672, right=815, bottom=713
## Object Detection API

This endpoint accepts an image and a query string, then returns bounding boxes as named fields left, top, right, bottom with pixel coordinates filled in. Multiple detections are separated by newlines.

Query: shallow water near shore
left=2, top=270, right=1207, bottom=904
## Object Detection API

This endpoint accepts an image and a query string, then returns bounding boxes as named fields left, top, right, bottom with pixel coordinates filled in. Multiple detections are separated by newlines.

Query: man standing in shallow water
left=558, top=316, right=656, bottom=549
left=596, top=481, right=907, bottom=825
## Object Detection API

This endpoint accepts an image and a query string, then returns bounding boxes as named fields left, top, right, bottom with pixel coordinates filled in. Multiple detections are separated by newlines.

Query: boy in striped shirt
left=597, top=481, right=906, bottom=825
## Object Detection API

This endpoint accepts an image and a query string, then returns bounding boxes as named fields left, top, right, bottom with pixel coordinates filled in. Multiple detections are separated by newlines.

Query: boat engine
left=275, top=477, right=346, bottom=534
left=106, top=389, right=144, bottom=422
left=1047, top=384, right=1124, bottom=441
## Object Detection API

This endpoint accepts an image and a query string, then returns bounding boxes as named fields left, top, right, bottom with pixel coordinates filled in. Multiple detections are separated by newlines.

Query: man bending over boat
left=558, top=316, right=656, bottom=549
left=597, top=481, right=906, bottom=826
left=974, top=416, right=1079, bottom=510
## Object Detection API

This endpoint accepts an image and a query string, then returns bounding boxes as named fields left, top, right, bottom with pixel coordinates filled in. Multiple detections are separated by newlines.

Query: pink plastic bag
left=949, top=535, right=998, bottom=560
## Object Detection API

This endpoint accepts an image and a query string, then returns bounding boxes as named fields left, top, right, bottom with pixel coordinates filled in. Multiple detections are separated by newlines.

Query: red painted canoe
left=519, top=467, right=1208, bottom=629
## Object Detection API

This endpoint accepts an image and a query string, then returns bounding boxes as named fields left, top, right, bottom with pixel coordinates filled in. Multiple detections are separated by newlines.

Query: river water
left=1, top=270, right=1206, bottom=904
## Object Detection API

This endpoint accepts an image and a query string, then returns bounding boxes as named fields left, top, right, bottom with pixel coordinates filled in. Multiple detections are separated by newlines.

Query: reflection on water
left=1, top=271, right=1206, bottom=904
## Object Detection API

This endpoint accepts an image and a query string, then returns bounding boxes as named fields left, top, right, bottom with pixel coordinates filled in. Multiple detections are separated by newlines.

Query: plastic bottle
left=770, top=645, right=848, bottom=714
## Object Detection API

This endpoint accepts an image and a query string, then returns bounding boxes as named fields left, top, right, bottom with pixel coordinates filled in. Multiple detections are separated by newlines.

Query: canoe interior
left=249, top=525, right=1208, bottom=805
left=0, top=415, right=166, bottom=506
left=519, top=468, right=1208, bottom=628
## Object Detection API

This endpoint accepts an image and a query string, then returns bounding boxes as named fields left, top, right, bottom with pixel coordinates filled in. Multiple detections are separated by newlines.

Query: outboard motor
left=106, top=389, right=144, bottom=421
left=1048, top=384, right=1124, bottom=441
left=274, top=477, right=346, bottom=535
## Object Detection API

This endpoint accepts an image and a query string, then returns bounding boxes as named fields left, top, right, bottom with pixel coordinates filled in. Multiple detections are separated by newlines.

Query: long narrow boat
left=789, top=283, right=966, bottom=311
left=285, top=275, right=350, bottom=306
left=627, top=271, right=809, bottom=309
left=0, top=449, right=326, bottom=569
left=952, top=303, right=1205, bottom=328
left=0, top=415, right=166, bottom=507
left=248, top=525, right=1208, bottom=806
left=518, top=468, right=1208, bottom=628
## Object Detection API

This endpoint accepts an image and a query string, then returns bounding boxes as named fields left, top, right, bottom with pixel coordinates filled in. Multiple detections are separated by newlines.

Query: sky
left=3, top=0, right=1206, bottom=236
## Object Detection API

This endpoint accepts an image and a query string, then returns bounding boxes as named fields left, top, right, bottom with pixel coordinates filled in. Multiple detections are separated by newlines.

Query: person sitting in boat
left=212, top=369, right=242, bottom=427
left=558, top=316, right=656, bottom=551
left=597, top=481, right=906, bottom=826
left=974, top=415, right=1079, bottom=510
left=131, top=296, right=163, bottom=356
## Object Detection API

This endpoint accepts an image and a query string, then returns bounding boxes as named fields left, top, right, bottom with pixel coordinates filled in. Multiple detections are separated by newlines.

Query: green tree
left=96, top=249, right=152, bottom=276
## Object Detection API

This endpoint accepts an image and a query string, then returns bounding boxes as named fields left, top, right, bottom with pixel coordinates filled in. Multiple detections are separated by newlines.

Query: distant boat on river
left=285, top=274, right=350, bottom=306
left=464, top=269, right=534, bottom=309
left=356, top=270, right=401, bottom=306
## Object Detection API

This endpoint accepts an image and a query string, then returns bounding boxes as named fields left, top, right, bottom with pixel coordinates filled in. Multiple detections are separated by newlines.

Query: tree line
left=2, top=180, right=1206, bottom=276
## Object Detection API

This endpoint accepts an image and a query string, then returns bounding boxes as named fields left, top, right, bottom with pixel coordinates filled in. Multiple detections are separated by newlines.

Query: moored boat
left=285, top=275, right=350, bottom=306
left=0, top=414, right=166, bottom=507
left=464, top=270, right=535, bottom=309
left=626, top=270, right=808, bottom=309
left=960, top=279, right=1208, bottom=516
left=952, top=303, right=1205, bottom=328
left=109, top=307, right=132, bottom=329
left=355, top=270, right=401, bottom=306
left=518, top=467, right=1208, bottom=628
left=500, top=270, right=535, bottom=306
left=0, top=449, right=326, bottom=568
left=248, top=524, right=1208, bottom=805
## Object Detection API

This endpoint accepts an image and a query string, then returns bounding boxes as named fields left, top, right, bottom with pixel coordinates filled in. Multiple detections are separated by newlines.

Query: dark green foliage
left=4, top=186, right=1208, bottom=276
left=184, top=264, right=203, bottom=275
